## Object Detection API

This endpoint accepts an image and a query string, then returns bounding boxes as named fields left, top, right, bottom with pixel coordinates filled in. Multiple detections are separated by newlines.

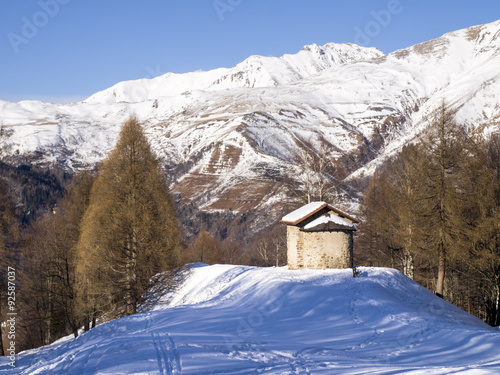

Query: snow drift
left=2, top=265, right=499, bottom=374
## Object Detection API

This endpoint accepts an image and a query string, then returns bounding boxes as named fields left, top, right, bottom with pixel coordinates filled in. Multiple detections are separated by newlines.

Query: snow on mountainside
left=1, top=20, right=500, bottom=220
left=3, top=265, right=499, bottom=374
left=84, top=43, right=385, bottom=104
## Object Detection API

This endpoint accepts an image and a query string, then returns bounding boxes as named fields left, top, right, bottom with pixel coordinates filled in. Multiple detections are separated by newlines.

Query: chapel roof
left=280, top=201, right=360, bottom=226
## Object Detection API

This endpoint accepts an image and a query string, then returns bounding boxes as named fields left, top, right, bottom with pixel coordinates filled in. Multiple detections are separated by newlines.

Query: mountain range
left=1, top=19, right=500, bottom=232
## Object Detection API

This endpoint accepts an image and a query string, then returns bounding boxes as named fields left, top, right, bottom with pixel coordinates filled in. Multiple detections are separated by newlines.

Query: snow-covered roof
left=280, top=201, right=359, bottom=225
left=303, top=213, right=356, bottom=231
left=281, top=202, right=327, bottom=224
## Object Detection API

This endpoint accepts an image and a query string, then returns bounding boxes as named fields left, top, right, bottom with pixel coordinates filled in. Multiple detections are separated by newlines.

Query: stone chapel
left=280, top=201, right=359, bottom=269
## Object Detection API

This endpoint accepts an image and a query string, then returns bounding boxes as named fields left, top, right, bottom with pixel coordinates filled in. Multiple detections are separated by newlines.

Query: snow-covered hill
left=3, top=264, right=499, bottom=374
left=1, top=20, right=500, bottom=217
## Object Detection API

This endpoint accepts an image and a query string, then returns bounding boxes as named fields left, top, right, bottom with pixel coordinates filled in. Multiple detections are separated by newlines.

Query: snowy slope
left=3, top=264, right=499, bottom=374
left=1, top=20, right=500, bottom=215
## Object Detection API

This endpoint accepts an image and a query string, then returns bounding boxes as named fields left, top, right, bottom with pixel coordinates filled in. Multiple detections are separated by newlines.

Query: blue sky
left=0, top=0, right=499, bottom=103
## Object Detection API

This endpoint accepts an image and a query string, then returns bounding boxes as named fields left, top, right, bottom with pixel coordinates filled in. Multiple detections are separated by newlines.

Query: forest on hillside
left=358, top=104, right=500, bottom=326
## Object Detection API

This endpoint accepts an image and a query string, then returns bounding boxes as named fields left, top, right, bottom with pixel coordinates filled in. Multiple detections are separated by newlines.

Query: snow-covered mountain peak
left=85, top=42, right=385, bottom=105
left=391, top=19, right=500, bottom=64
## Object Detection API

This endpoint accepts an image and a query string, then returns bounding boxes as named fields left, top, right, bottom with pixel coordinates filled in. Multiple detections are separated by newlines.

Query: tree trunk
left=0, top=318, right=4, bottom=357
left=83, top=315, right=90, bottom=332
left=436, top=107, right=447, bottom=299
left=403, top=250, right=414, bottom=279
left=404, top=223, right=414, bottom=279
left=495, top=278, right=500, bottom=326
left=68, top=316, right=79, bottom=338
left=125, top=236, right=133, bottom=315
left=92, top=308, right=97, bottom=329
left=388, top=246, right=395, bottom=269
left=125, top=233, right=138, bottom=316
left=0, top=296, right=4, bottom=356
left=45, top=278, right=52, bottom=345
left=436, top=243, right=446, bottom=297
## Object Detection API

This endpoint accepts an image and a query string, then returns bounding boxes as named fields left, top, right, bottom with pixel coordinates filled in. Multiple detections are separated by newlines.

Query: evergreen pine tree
left=19, top=170, right=93, bottom=347
left=76, top=116, right=181, bottom=319
left=419, top=102, right=471, bottom=297
left=359, top=145, right=426, bottom=279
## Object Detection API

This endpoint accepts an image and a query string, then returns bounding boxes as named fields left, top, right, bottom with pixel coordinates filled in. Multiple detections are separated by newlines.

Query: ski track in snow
left=148, top=311, right=182, bottom=375
left=152, top=332, right=181, bottom=375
